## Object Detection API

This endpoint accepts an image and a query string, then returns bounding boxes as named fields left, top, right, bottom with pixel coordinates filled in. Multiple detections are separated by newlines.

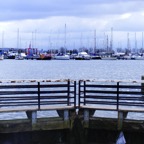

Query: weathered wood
left=0, top=119, right=31, bottom=133
left=0, top=117, right=70, bottom=133
left=88, top=117, right=144, bottom=132
left=80, top=105, right=117, bottom=111
left=88, top=117, right=118, bottom=130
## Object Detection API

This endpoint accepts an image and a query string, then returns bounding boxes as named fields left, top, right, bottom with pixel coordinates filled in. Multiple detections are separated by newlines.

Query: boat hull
left=55, top=55, right=70, bottom=60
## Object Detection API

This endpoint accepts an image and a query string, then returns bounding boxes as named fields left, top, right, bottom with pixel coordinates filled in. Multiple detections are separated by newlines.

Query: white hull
left=75, top=52, right=91, bottom=60
left=0, top=55, right=4, bottom=60
left=55, top=55, right=70, bottom=60
left=101, top=57, right=117, bottom=60
left=135, top=56, right=144, bottom=60
left=15, top=56, right=24, bottom=60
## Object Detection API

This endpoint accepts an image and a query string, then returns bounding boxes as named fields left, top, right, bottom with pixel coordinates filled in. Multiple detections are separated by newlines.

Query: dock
left=0, top=79, right=144, bottom=143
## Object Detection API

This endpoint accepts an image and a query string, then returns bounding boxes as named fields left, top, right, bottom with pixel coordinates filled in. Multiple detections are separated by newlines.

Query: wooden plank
left=80, top=105, right=144, bottom=113
left=40, top=105, right=75, bottom=110
left=80, top=105, right=117, bottom=111
left=0, top=107, right=38, bottom=113
left=119, top=106, right=144, bottom=112
left=0, top=106, right=75, bottom=113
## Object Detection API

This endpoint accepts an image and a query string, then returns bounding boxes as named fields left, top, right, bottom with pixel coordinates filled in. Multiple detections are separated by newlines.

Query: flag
left=116, top=132, right=126, bottom=144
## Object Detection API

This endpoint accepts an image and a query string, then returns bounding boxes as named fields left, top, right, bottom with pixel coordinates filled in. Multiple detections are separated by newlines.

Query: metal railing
left=0, top=79, right=144, bottom=112
left=79, top=80, right=144, bottom=110
left=0, top=79, right=76, bottom=110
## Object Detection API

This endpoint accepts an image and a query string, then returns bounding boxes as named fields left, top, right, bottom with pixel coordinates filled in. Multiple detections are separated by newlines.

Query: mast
left=17, top=28, right=19, bottom=49
left=64, top=23, right=66, bottom=53
left=142, top=32, right=143, bottom=52
left=32, top=31, right=34, bottom=49
left=110, top=27, right=113, bottom=53
left=2, top=31, right=4, bottom=49
left=80, top=32, right=83, bottom=50
left=127, top=32, right=130, bottom=53
left=107, top=35, right=109, bottom=53
left=94, top=30, right=96, bottom=53
left=34, top=29, right=37, bottom=49
left=135, top=32, right=137, bottom=52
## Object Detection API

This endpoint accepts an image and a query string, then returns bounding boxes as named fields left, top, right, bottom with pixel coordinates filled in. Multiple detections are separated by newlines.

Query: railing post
left=67, top=80, right=70, bottom=106
left=38, top=82, right=40, bottom=110
left=78, top=80, right=81, bottom=107
left=117, top=82, right=119, bottom=110
left=84, top=81, right=86, bottom=105
left=141, top=76, right=144, bottom=96
left=74, top=81, right=76, bottom=108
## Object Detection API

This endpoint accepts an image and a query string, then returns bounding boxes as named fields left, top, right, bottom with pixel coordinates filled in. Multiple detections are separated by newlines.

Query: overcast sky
left=0, top=0, right=144, bottom=50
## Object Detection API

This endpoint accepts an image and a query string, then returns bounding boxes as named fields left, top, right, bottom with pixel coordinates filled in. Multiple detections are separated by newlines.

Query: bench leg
left=26, top=111, right=37, bottom=124
left=118, top=111, right=128, bottom=130
left=64, top=110, right=69, bottom=121
left=84, top=109, right=89, bottom=122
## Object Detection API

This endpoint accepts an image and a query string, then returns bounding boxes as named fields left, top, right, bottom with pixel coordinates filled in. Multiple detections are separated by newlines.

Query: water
left=0, top=59, right=144, bottom=120
left=0, top=59, right=144, bottom=80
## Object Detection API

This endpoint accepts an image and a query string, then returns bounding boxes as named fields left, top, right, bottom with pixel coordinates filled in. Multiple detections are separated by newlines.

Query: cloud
left=0, top=0, right=144, bottom=21
left=0, top=0, right=144, bottom=50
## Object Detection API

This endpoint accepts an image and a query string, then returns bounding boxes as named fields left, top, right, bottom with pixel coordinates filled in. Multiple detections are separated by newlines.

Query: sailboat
left=0, top=32, right=4, bottom=60
left=101, top=28, right=117, bottom=60
left=55, top=24, right=70, bottom=60
left=54, top=53, right=70, bottom=60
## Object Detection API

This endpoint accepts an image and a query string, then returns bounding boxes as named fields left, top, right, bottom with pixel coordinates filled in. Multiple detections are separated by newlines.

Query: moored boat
left=75, top=52, right=91, bottom=60
left=54, top=53, right=70, bottom=60
left=91, top=55, right=101, bottom=60
left=37, top=53, right=52, bottom=60
left=15, top=55, right=24, bottom=60
left=101, top=56, right=117, bottom=60
left=0, top=54, right=4, bottom=60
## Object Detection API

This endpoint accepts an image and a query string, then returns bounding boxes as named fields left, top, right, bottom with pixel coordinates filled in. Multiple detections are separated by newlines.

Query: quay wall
left=0, top=115, right=144, bottom=144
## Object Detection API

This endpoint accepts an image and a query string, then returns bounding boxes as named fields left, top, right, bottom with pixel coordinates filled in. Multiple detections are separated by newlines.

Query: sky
left=0, top=0, right=144, bottom=51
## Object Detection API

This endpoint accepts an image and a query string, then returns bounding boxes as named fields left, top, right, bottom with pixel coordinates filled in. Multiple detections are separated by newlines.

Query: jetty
left=0, top=79, right=144, bottom=143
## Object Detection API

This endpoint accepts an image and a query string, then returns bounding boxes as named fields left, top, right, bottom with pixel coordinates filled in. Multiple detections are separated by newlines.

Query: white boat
left=134, top=56, right=144, bottom=60
left=15, top=55, right=24, bottom=60
left=54, top=53, right=70, bottom=60
left=15, top=53, right=26, bottom=60
left=101, top=54, right=117, bottom=60
left=123, top=55, right=131, bottom=60
left=75, top=52, right=91, bottom=60
left=7, top=51, right=18, bottom=59
left=0, top=54, right=4, bottom=60
left=101, top=56, right=117, bottom=60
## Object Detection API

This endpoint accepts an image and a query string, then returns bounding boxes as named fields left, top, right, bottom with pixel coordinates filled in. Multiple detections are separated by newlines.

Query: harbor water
left=0, top=59, right=144, bottom=120
left=0, top=59, right=144, bottom=80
